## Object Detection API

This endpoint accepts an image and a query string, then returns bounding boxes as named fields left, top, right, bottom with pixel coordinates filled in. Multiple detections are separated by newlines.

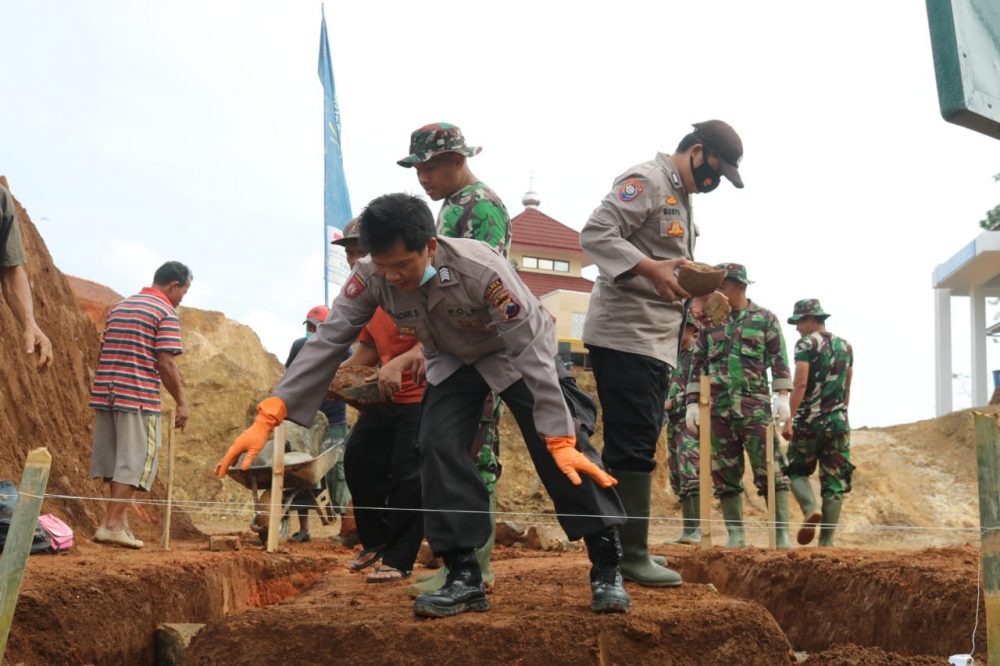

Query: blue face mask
left=304, top=331, right=314, bottom=340
left=419, top=264, right=437, bottom=286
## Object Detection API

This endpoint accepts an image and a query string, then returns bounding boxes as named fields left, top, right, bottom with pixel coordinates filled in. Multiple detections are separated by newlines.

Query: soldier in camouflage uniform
left=664, top=314, right=701, bottom=544
left=782, top=299, right=854, bottom=547
left=398, top=122, right=509, bottom=592
left=685, top=264, right=794, bottom=548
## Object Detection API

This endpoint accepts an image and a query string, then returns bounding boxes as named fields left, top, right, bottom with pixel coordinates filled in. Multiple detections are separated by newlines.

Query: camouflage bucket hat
left=787, top=299, right=831, bottom=324
left=397, top=122, right=482, bottom=167
left=330, top=217, right=360, bottom=246
left=715, top=262, right=754, bottom=285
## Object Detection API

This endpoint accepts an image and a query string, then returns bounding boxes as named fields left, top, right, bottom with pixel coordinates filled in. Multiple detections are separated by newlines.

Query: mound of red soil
left=0, top=176, right=197, bottom=540
left=184, top=550, right=793, bottom=665
left=65, top=274, right=122, bottom=332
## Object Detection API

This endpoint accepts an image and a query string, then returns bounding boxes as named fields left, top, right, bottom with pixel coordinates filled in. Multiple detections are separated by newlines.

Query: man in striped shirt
left=88, top=261, right=192, bottom=549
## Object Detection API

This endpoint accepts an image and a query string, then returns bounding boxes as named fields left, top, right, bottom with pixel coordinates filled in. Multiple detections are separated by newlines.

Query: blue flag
left=319, top=6, right=352, bottom=301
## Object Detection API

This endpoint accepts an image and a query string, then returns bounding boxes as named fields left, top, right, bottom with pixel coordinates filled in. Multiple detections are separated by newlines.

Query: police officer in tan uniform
left=217, top=193, right=630, bottom=618
left=581, top=120, right=744, bottom=587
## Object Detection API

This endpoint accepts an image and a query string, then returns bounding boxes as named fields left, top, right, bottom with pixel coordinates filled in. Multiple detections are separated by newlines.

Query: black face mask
left=690, top=152, right=721, bottom=193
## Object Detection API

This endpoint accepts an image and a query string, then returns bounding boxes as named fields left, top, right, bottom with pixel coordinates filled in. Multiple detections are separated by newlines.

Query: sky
left=2, top=0, right=999, bottom=428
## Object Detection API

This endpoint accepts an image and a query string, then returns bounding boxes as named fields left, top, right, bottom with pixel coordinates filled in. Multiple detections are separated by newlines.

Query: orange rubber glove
left=214, top=396, right=288, bottom=477
left=545, top=436, right=618, bottom=488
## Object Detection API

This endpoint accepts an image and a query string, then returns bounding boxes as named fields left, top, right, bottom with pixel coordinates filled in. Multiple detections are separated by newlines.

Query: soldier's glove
left=773, top=394, right=791, bottom=426
left=214, top=396, right=288, bottom=477
left=685, top=403, right=700, bottom=434
left=545, top=436, right=618, bottom=488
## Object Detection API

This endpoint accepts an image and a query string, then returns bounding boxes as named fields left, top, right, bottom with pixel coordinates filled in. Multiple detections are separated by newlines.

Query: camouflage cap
left=397, top=122, right=482, bottom=167
left=715, top=262, right=753, bottom=285
left=330, top=217, right=360, bottom=246
left=787, top=298, right=831, bottom=324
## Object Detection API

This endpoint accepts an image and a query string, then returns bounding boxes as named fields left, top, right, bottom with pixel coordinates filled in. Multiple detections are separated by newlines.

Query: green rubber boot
left=790, top=476, right=822, bottom=545
left=614, top=471, right=682, bottom=586
left=720, top=494, right=746, bottom=548
left=410, top=492, right=497, bottom=596
left=818, top=498, right=843, bottom=547
left=774, top=490, right=793, bottom=549
left=669, top=495, right=701, bottom=544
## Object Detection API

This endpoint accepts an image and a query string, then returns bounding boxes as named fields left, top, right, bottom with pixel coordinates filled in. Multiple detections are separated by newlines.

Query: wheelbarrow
left=227, top=444, right=341, bottom=544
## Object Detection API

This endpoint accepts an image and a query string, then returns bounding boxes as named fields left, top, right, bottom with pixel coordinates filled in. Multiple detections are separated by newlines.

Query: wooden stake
left=766, top=422, right=776, bottom=549
left=0, top=448, right=52, bottom=660
left=267, top=425, right=286, bottom=553
left=160, top=411, right=175, bottom=551
left=698, top=375, right=713, bottom=549
left=973, top=412, right=1000, bottom=665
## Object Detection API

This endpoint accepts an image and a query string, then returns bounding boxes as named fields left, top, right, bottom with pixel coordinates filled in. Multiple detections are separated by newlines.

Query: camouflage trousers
left=786, top=427, right=854, bottom=500
left=711, top=413, right=790, bottom=497
left=666, top=416, right=700, bottom=501
left=322, top=423, right=350, bottom=514
left=473, top=392, right=503, bottom=493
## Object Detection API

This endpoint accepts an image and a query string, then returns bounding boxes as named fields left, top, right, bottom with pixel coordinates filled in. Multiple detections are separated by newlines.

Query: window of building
left=521, top=256, right=570, bottom=273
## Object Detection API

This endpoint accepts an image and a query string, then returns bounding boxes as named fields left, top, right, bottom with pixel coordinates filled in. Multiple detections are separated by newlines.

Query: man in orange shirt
left=338, top=219, right=425, bottom=582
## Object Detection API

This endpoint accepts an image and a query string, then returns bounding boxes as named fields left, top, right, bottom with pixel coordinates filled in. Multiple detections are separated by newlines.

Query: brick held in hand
left=326, top=365, right=389, bottom=409
left=676, top=262, right=726, bottom=297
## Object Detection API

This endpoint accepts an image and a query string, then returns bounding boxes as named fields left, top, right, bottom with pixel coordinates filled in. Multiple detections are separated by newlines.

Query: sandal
left=348, top=546, right=384, bottom=572
left=290, top=531, right=311, bottom=543
left=366, top=565, right=411, bottom=583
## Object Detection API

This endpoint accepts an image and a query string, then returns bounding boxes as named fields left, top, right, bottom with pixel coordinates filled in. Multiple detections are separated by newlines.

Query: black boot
left=413, top=550, right=489, bottom=618
left=584, top=528, right=632, bottom=613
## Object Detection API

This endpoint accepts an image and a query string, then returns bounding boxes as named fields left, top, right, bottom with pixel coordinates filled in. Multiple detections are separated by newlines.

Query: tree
left=980, top=173, right=1000, bottom=231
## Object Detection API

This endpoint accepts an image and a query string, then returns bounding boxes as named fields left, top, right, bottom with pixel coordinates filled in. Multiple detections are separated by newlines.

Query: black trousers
left=588, top=345, right=671, bottom=473
left=343, top=402, right=423, bottom=571
left=418, top=365, right=624, bottom=553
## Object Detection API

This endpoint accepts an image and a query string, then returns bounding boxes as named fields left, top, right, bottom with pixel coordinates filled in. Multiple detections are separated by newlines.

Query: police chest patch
left=344, top=274, right=366, bottom=299
left=398, top=325, right=417, bottom=337
left=618, top=178, right=644, bottom=202
left=665, top=220, right=684, bottom=237
left=456, top=318, right=489, bottom=331
left=666, top=195, right=679, bottom=205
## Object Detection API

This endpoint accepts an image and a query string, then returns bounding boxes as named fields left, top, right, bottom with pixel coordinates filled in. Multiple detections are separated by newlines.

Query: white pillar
left=935, top=288, right=953, bottom=416
left=971, top=285, right=989, bottom=407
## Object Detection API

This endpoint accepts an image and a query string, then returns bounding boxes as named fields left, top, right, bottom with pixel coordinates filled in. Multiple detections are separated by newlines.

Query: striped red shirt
left=88, top=287, right=183, bottom=413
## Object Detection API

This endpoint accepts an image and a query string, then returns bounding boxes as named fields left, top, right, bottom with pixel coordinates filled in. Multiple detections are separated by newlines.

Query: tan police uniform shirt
left=274, top=237, right=574, bottom=439
left=581, top=152, right=696, bottom=367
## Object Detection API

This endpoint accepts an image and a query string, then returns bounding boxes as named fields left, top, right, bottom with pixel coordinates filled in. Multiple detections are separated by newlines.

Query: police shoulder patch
left=618, top=178, right=644, bottom=202
left=438, top=266, right=452, bottom=283
left=344, top=274, right=367, bottom=299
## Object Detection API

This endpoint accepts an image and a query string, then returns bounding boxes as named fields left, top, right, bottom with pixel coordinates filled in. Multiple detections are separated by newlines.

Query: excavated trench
left=3, top=542, right=983, bottom=664
left=3, top=541, right=337, bottom=665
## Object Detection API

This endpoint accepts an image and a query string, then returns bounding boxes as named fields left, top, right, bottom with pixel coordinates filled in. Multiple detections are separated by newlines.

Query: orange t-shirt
left=358, top=308, right=424, bottom=404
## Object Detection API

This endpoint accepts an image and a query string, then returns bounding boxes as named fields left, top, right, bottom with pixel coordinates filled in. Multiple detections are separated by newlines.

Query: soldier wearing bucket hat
left=684, top=263, right=794, bottom=548
left=782, top=299, right=854, bottom=548
left=580, top=119, right=744, bottom=587
left=399, top=122, right=511, bottom=596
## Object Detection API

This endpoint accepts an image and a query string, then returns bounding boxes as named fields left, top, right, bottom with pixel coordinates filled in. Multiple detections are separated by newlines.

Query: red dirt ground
left=3, top=536, right=974, bottom=664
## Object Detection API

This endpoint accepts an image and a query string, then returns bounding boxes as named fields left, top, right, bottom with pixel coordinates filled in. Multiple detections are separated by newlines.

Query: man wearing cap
left=663, top=314, right=701, bottom=544
left=782, top=299, right=854, bottom=547
left=399, top=122, right=510, bottom=593
left=581, top=120, right=744, bottom=585
left=685, top=264, right=794, bottom=548
left=284, top=303, right=351, bottom=543
left=217, top=193, right=630, bottom=617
